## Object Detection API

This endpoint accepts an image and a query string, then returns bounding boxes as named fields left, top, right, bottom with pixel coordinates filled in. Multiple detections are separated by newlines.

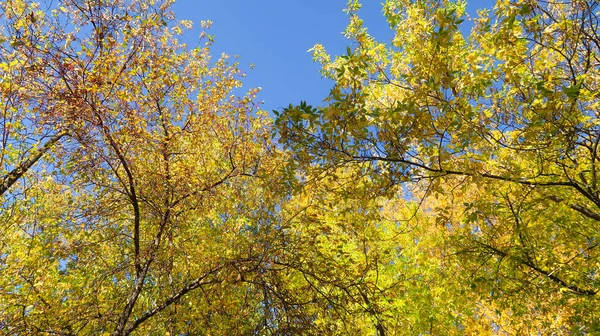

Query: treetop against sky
left=1, top=0, right=600, bottom=334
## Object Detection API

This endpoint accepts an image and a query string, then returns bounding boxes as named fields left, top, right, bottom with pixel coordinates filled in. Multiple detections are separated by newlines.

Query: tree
left=0, top=0, right=278, bottom=334
left=276, top=0, right=600, bottom=332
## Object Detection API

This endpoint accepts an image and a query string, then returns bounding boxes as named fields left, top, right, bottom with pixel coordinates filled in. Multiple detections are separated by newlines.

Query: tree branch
left=475, top=240, right=597, bottom=296
left=0, top=130, right=68, bottom=197
left=547, top=195, right=600, bottom=221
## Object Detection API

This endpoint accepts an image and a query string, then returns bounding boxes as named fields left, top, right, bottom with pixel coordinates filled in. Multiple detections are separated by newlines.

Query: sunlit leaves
left=275, top=0, right=600, bottom=332
left=0, top=0, right=282, bottom=334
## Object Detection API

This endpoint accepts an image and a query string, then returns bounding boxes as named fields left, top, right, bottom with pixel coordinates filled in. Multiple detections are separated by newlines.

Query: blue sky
left=171, top=1, right=489, bottom=113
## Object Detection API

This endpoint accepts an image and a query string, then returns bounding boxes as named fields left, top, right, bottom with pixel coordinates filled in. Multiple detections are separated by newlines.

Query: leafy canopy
left=277, top=0, right=600, bottom=333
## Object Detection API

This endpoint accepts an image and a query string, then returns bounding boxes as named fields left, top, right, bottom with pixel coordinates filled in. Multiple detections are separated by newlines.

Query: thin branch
left=547, top=195, right=600, bottom=221
left=475, top=240, right=597, bottom=296
left=0, top=130, right=68, bottom=197
left=124, top=265, right=225, bottom=334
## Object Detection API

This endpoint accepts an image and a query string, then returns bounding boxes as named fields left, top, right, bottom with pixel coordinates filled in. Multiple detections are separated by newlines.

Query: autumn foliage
left=1, top=0, right=599, bottom=335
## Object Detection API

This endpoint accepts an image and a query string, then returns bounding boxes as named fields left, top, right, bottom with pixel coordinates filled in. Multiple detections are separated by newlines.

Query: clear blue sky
left=171, top=1, right=489, bottom=113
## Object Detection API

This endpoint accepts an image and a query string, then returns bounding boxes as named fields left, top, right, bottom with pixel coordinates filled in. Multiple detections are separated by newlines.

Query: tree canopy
left=277, top=0, right=600, bottom=333
left=1, top=0, right=600, bottom=334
